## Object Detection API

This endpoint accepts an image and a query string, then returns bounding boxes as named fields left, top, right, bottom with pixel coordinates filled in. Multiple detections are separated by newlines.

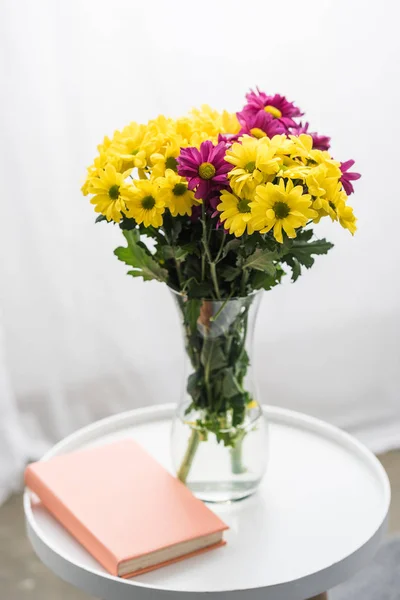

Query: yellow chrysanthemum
left=250, top=179, right=317, bottom=243
left=96, top=135, right=112, bottom=155
left=189, top=130, right=216, bottom=148
left=177, top=106, right=241, bottom=146
left=146, top=114, right=174, bottom=137
left=277, top=160, right=309, bottom=180
left=225, top=136, right=264, bottom=195
left=189, top=105, right=225, bottom=140
left=221, top=110, right=241, bottom=134
left=309, top=149, right=341, bottom=178
left=157, top=170, right=196, bottom=217
left=125, top=179, right=165, bottom=227
left=109, top=122, right=147, bottom=169
left=338, top=203, right=357, bottom=235
left=256, top=138, right=282, bottom=176
left=318, top=180, right=357, bottom=234
left=174, top=117, right=197, bottom=144
left=306, top=163, right=335, bottom=199
left=288, top=134, right=314, bottom=159
left=149, top=135, right=183, bottom=178
left=81, top=135, right=123, bottom=196
left=269, top=134, right=295, bottom=156
left=87, top=164, right=134, bottom=223
left=217, top=190, right=255, bottom=237
left=142, top=116, right=176, bottom=157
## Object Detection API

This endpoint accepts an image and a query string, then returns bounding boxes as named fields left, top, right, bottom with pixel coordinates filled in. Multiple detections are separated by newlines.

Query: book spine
left=25, top=467, right=118, bottom=575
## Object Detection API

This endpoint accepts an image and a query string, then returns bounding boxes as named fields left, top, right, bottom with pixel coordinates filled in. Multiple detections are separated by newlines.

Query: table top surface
left=24, top=404, right=390, bottom=600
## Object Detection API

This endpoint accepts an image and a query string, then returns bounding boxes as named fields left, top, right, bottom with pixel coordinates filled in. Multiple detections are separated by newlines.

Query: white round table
left=24, top=404, right=390, bottom=600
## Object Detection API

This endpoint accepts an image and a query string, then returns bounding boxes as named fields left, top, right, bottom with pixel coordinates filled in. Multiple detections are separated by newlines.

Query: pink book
left=25, top=439, right=228, bottom=578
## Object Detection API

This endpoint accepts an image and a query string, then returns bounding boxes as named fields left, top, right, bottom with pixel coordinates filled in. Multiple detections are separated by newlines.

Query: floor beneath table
left=1, top=451, right=399, bottom=600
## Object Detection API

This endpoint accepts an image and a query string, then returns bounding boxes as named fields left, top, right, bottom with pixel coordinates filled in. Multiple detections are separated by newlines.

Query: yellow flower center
left=264, top=105, right=282, bottom=119
left=250, top=127, right=266, bottom=139
left=173, top=183, right=187, bottom=196
left=237, top=198, right=251, bottom=213
left=131, top=149, right=139, bottom=156
left=245, top=161, right=256, bottom=173
left=165, top=156, right=178, bottom=171
left=108, top=184, right=120, bottom=200
left=273, top=201, right=290, bottom=219
left=142, top=195, right=156, bottom=210
left=198, top=162, right=216, bottom=180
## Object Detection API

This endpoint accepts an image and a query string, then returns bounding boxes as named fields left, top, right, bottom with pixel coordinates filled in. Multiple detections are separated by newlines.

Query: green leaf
left=222, top=238, right=241, bottom=258
left=181, top=242, right=198, bottom=256
left=290, top=238, right=334, bottom=269
left=231, top=398, right=246, bottom=427
left=251, top=270, right=279, bottom=290
left=243, top=248, right=278, bottom=275
left=284, top=256, right=301, bottom=282
left=201, top=339, right=228, bottom=372
left=243, top=235, right=259, bottom=255
left=163, top=213, right=182, bottom=244
left=185, top=254, right=202, bottom=282
left=171, top=220, right=183, bottom=244
left=222, top=368, right=242, bottom=398
left=114, top=230, right=168, bottom=282
left=175, top=247, right=189, bottom=261
left=185, top=280, right=213, bottom=298
left=295, top=228, right=314, bottom=242
left=119, top=215, right=136, bottom=230
left=236, top=348, right=250, bottom=381
left=95, top=215, right=108, bottom=223
left=219, top=265, right=241, bottom=282
left=162, top=245, right=188, bottom=262
left=187, top=371, right=203, bottom=403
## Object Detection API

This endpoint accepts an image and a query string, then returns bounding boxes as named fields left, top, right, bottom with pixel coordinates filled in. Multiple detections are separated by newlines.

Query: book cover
left=25, top=439, right=228, bottom=577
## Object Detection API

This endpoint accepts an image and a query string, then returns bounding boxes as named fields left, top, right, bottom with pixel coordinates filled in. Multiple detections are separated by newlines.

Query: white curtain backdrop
left=1, top=0, right=400, bottom=504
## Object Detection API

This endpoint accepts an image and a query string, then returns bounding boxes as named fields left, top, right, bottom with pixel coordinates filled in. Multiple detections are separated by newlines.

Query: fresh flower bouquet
left=82, top=89, right=360, bottom=501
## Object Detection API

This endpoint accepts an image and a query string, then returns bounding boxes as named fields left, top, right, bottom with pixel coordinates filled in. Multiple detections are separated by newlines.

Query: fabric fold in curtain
left=0, top=320, right=27, bottom=504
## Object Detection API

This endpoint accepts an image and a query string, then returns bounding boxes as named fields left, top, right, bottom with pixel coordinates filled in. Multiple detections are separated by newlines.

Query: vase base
left=187, top=479, right=261, bottom=503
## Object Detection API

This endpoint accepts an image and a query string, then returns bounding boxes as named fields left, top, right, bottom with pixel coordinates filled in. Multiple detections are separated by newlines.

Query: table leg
left=307, top=594, right=328, bottom=600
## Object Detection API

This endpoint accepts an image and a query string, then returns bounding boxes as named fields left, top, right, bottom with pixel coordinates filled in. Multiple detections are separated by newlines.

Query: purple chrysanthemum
left=292, top=121, right=331, bottom=151
left=237, top=89, right=303, bottom=132
left=177, top=141, right=231, bottom=200
left=237, top=110, right=286, bottom=138
left=340, top=160, right=361, bottom=195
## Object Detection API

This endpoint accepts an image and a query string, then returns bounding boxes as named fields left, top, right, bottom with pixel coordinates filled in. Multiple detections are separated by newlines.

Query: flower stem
left=201, top=204, right=221, bottom=299
left=231, top=432, right=246, bottom=474
left=210, top=262, right=221, bottom=300
left=215, top=231, right=227, bottom=263
left=164, top=229, right=183, bottom=289
left=177, top=428, right=201, bottom=483
left=240, top=268, right=249, bottom=296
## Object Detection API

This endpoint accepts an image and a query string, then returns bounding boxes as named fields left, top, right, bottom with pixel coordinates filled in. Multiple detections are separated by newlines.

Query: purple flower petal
left=176, top=140, right=231, bottom=200
left=240, top=89, right=303, bottom=122
left=187, top=177, right=201, bottom=190
left=199, top=140, right=214, bottom=162
left=196, top=180, right=211, bottom=200
left=340, top=160, right=361, bottom=195
left=340, top=159, right=355, bottom=172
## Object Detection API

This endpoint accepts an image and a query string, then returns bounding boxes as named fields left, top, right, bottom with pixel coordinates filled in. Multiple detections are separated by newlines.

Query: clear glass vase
left=170, top=290, right=268, bottom=503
